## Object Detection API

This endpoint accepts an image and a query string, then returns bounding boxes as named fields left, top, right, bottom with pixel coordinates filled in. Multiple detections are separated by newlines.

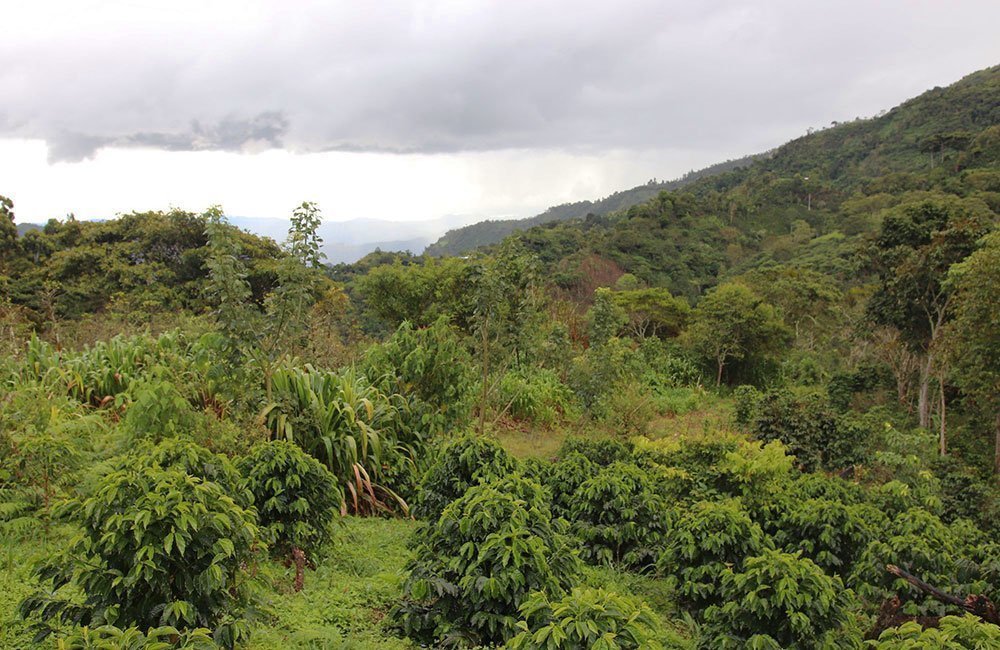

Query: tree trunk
left=995, top=412, right=1000, bottom=476
left=479, top=319, right=489, bottom=436
left=716, top=357, right=725, bottom=387
left=917, top=353, right=933, bottom=429
left=938, top=378, right=946, bottom=456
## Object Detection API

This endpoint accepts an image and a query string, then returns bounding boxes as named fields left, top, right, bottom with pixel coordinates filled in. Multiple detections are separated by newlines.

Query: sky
left=2, top=0, right=999, bottom=225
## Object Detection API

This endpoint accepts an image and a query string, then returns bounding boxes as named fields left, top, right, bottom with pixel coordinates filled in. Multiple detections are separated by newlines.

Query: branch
left=886, top=564, right=1000, bottom=624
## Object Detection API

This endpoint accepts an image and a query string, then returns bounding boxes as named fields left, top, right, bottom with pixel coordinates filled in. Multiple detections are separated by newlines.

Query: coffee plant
left=569, top=462, right=670, bottom=569
left=20, top=465, right=257, bottom=646
left=702, top=550, right=863, bottom=649
left=237, top=440, right=341, bottom=567
left=412, top=433, right=518, bottom=521
left=508, top=588, right=673, bottom=650
left=657, top=499, right=772, bottom=610
left=394, top=475, right=581, bottom=646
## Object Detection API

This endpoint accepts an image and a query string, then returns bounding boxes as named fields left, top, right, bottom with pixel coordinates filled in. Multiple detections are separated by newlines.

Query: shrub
left=558, top=437, right=635, bottom=466
left=264, top=365, right=405, bottom=515
left=569, top=462, right=670, bottom=569
left=412, top=434, right=518, bottom=521
left=542, top=451, right=598, bottom=518
left=750, top=389, right=869, bottom=472
left=775, top=498, right=887, bottom=578
left=851, top=508, right=968, bottom=615
left=394, top=476, right=581, bottom=647
left=731, top=384, right=760, bottom=428
left=869, top=614, right=1000, bottom=648
left=702, top=550, right=862, bottom=649
left=128, top=439, right=251, bottom=508
left=508, top=588, right=674, bottom=650
left=54, top=625, right=217, bottom=649
left=21, top=466, right=257, bottom=646
left=123, top=376, right=200, bottom=443
left=495, top=366, right=578, bottom=426
left=657, top=499, right=772, bottom=610
left=238, top=440, right=341, bottom=566
left=363, top=318, right=476, bottom=436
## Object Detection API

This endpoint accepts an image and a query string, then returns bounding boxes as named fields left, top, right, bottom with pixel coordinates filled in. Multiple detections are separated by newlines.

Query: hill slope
left=424, top=155, right=758, bottom=257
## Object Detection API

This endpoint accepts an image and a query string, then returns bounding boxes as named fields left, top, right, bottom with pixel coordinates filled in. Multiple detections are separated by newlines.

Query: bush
left=868, top=614, right=1000, bottom=648
left=750, top=389, right=869, bottom=472
left=54, top=625, right=217, bottom=649
left=124, top=439, right=251, bottom=508
left=851, top=508, right=994, bottom=616
left=558, top=437, right=636, bottom=466
left=21, top=466, right=257, bottom=646
left=775, top=498, right=887, bottom=578
left=542, top=451, right=598, bottom=518
left=394, top=476, right=581, bottom=647
left=412, top=434, right=518, bottom=521
left=569, top=462, right=670, bottom=569
left=508, top=588, right=675, bottom=650
left=702, top=550, right=862, bottom=649
left=264, top=365, right=406, bottom=515
left=731, top=385, right=760, bottom=428
left=238, top=440, right=341, bottom=564
left=495, top=366, right=578, bottom=426
left=123, top=376, right=200, bottom=443
left=657, top=499, right=772, bottom=610
left=363, top=318, right=476, bottom=436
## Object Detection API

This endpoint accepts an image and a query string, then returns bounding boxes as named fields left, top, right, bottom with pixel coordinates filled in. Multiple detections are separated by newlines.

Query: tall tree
left=866, top=194, right=993, bottom=429
left=944, top=229, right=1000, bottom=473
left=686, top=282, right=790, bottom=386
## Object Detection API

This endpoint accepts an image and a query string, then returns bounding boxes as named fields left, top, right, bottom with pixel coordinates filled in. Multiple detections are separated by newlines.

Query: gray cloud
left=2, top=0, right=998, bottom=162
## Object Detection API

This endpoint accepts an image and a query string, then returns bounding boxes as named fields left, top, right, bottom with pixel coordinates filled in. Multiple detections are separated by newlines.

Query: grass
left=0, top=518, right=418, bottom=650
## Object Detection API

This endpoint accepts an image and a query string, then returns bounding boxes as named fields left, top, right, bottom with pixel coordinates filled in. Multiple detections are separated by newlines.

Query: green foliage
left=363, top=318, right=475, bottom=435
left=412, top=434, right=518, bottom=522
left=508, top=588, right=673, bottom=650
left=123, top=375, right=200, bottom=443
left=21, top=466, right=257, bottom=645
left=495, top=366, right=578, bottom=426
left=542, top=451, right=598, bottom=518
left=395, top=476, right=582, bottom=647
left=869, top=614, right=1000, bottom=648
left=54, top=625, right=217, bottom=649
left=702, top=550, right=862, bottom=649
left=264, top=364, right=406, bottom=515
left=238, top=440, right=341, bottom=563
left=569, top=462, right=670, bottom=569
left=568, top=337, right=643, bottom=410
left=115, top=439, right=251, bottom=509
left=611, top=287, right=690, bottom=340
left=749, top=389, right=869, bottom=472
left=558, top=437, right=636, bottom=466
left=774, top=498, right=887, bottom=578
left=685, top=282, right=790, bottom=386
left=657, top=499, right=772, bottom=610
left=587, top=288, right=628, bottom=347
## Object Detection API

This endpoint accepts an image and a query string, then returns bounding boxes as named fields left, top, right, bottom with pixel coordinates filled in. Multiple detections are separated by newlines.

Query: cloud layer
left=2, top=0, right=999, bottom=162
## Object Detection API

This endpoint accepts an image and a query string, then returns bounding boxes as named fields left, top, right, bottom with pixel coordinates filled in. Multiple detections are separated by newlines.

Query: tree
left=866, top=194, right=993, bottom=430
left=611, top=287, right=690, bottom=340
left=0, top=195, right=18, bottom=272
left=686, top=282, right=790, bottom=385
left=944, top=229, right=1000, bottom=473
left=585, top=287, right=627, bottom=346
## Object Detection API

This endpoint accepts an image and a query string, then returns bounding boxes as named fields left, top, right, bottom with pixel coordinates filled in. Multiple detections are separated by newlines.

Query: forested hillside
left=424, top=155, right=758, bottom=256
left=1, top=65, right=999, bottom=649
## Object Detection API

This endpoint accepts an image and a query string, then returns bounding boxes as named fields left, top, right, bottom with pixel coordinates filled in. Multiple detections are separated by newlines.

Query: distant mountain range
left=226, top=215, right=477, bottom=264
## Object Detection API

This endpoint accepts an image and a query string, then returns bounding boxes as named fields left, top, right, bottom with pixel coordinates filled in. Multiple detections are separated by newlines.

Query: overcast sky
left=2, top=0, right=999, bottom=224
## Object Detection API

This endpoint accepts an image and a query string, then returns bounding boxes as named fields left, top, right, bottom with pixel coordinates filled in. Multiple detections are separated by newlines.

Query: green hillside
left=424, top=155, right=757, bottom=256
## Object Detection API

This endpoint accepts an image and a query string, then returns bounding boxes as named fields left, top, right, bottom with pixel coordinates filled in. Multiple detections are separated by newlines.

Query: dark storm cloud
left=2, top=0, right=998, bottom=162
